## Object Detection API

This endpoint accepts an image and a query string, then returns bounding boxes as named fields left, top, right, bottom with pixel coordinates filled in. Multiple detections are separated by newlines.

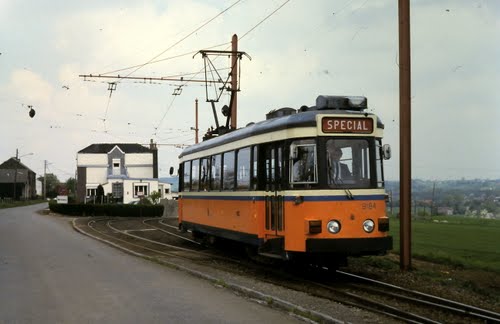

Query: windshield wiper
left=337, top=178, right=354, bottom=200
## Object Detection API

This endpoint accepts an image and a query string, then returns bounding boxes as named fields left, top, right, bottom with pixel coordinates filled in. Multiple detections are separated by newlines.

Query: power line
left=240, top=0, right=291, bottom=41
left=101, top=0, right=243, bottom=77
left=83, top=0, right=290, bottom=140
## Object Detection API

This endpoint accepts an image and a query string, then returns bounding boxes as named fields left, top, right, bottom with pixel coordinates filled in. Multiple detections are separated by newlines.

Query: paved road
left=0, top=204, right=301, bottom=323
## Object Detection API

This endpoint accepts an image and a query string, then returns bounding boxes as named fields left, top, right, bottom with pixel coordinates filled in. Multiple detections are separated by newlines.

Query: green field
left=389, top=216, right=500, bottom=273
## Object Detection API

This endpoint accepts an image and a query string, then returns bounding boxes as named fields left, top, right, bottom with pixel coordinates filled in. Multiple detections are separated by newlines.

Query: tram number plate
left=322, top=117, right=373, bottom=133
left=362, top=202, right=376, bottom=210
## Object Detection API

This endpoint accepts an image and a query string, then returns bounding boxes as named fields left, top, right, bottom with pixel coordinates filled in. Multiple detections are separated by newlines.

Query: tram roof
left=180, top=108, right=383, bottom=158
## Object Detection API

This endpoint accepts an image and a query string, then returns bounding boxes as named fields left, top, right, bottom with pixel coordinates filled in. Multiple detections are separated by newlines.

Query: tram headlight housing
left=327, top=220, right=341, bottom=234
left=363, top=219, right=375, bottom=233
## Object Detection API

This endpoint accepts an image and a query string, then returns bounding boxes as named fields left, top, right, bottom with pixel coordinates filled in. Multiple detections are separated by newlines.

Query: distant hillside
left=385, top=179, right=499, bottom=217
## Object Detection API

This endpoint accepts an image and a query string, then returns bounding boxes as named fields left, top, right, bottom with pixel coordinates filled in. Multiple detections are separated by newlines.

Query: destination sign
left=322, top=117, right=373, bottom=133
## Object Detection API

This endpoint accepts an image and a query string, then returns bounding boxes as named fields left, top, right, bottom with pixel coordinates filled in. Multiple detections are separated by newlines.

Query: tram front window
left=326, top=138, right=375, bottom=189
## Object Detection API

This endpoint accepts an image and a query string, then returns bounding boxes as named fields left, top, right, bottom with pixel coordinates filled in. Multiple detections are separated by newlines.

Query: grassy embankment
left=0, top=200, right=47, bottom=209
left=389, top=216, right=500, bottom=273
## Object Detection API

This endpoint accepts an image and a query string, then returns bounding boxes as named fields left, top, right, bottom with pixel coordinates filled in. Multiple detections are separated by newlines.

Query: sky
left=1, top=0, right=499, bottom=183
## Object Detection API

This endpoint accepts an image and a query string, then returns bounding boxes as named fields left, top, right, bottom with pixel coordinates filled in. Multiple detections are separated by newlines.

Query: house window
left=86, top=188, right=97, bottom=197
left=134, top=184, right=149, bottom=197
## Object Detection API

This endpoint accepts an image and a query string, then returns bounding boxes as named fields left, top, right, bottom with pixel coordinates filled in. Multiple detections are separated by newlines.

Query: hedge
left=49, top=202, right=164, bottom=217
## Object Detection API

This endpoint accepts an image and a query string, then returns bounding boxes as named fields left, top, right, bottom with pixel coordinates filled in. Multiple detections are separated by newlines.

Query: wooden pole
left=399, top=0, right=412, bottom=271
left=230, top=34, right=238, bottom=129
left=195, top=99, right=199, bottom=144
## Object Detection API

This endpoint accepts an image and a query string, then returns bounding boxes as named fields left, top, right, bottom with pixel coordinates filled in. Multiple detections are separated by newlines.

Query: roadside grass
left=389, top=216, right=500, bottom=273
left=0, top=199, right=47, bottom=209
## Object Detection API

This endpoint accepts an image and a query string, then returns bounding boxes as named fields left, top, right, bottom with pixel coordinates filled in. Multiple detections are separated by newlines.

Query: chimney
left=150, top=139, right=158, bottom=179
left=149, top=138, right=157, bottom=150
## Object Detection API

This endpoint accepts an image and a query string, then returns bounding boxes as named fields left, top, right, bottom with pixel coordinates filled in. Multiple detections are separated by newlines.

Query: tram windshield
left=289, top=138, right=384, bottom=189
left=326, top=138, right=372, bottom=188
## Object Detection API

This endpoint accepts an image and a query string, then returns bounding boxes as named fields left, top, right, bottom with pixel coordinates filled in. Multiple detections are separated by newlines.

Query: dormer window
left=112, top=159, right=121, bottom=175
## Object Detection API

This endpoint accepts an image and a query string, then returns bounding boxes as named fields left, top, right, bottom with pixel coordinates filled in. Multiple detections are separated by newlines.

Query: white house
left=76, top=141, right=160, bottom=204
left=158, top=180, right=177, bottom=200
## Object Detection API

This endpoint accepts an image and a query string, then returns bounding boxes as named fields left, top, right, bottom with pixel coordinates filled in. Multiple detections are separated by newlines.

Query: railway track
left=73, top=216, right=500, bottom=323
left=292, top=269, right=500, bottom=324
left=335, top=270, right=500, bottom=323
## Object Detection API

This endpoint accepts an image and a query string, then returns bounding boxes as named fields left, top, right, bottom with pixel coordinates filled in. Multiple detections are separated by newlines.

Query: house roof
left=78, top=143, right=154, bottom=154
left=0, top=157, right=33, bottom=171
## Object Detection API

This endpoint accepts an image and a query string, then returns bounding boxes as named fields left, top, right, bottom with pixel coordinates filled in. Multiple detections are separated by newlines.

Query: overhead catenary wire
left=84, top=0, right=291, bottom=143
left=98, top=43, right=230, bottom=77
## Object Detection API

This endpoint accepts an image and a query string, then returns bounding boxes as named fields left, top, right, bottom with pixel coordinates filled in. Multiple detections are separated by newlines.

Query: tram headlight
left=327, top=220, right=341, bottom=234
left=363, top=219, right=375, bottom=233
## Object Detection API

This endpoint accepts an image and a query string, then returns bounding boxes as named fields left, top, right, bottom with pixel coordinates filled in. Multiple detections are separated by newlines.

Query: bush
left=49, top=202, right=163, bottom=217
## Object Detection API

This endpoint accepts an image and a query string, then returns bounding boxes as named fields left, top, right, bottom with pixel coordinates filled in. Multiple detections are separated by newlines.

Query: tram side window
left=290, top=140, right=317, bottom=185
left=200, top=157, right=210, bottom=191
left=277, top=146, right=284, bottom=190
left=210, top=154, right=222, bottom=191
left=376, top=139, right=384, bottom=188
left=223, top=151, right=235, bottom=190
left=265, top=148, right=275, bottom=192
left=191, top=159, right=200, bottom=191
left=183, top=161, right=191, bottom=192
left=251, top=146, right=258, bottom=190
left=236, top=147, right=250, bottom=190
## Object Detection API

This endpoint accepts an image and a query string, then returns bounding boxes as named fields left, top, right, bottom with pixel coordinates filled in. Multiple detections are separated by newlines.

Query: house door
left=112, top=182, right=123, bottom=203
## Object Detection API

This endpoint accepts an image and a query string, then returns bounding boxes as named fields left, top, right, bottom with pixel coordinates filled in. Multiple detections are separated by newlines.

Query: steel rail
left=142, top=218, right=200, bottom=245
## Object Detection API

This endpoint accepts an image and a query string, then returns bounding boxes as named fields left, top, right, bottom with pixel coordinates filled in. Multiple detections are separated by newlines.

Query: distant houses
left=437, top=207, right=454, bottom=216
left=0, top=157, right=37, bottom=200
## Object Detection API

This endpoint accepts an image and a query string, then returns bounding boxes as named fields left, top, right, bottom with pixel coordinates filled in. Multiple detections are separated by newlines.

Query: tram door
left=262, top=143, right=285, bottom=238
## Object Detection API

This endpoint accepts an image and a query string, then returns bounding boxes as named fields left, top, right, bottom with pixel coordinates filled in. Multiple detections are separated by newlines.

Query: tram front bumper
left=305, top=236, right=393, bottom=255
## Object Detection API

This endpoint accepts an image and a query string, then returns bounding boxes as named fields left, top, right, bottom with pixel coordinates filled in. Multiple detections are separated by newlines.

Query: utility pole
left=399, top=0, right=412, bottom=271
left=431, top=181, right=436, bottom=216
left=44, top=160, right=47, bottom=199
left=13, top=169, right=17, bottom=200
left=230, top=34, right=238, bottom=129
left=195, top=99, right=199, bottom=144
left=390, top=190, right=394, bottom=216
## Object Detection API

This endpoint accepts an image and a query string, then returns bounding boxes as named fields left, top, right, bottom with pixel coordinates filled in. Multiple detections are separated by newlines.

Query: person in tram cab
left=293, top=149, right=313, bottom=182
left=327, top=141, right=351, bottom=185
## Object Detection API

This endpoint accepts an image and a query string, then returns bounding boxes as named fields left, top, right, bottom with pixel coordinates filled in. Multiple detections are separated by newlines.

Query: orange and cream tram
left=178, top=95, right=392, bottom=267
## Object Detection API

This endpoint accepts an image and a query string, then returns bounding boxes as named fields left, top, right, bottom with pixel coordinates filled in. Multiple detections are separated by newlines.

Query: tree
left=149, top=191, right=162, bottom=204
left=96, top=185, right=104, bottom=204
left=65, top=177, right=76, bottom=195
left=37, top=173, right=60, bottom=198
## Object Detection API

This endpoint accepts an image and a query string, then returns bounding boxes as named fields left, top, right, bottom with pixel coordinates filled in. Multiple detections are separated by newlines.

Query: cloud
left=0, top=0, right=498, bottom=181
left=7, top=69, right=53, bottom=105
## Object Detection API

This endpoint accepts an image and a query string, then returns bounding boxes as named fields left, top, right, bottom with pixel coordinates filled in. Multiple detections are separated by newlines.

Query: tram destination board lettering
left=322, top=117, right=373, bottom=134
